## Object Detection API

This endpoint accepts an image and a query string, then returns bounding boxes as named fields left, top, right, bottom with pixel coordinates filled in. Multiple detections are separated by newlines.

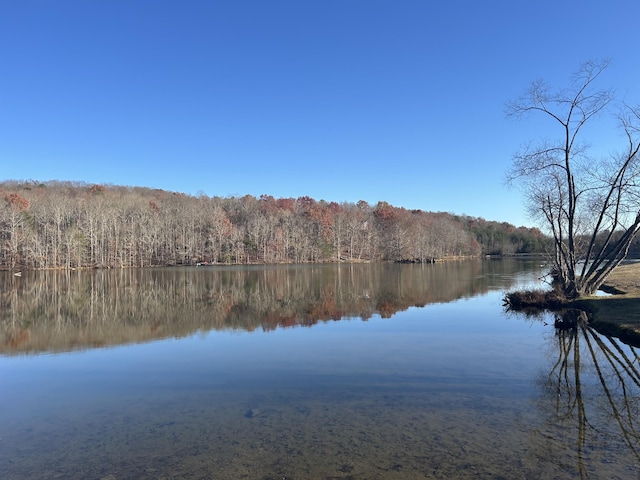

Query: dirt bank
left=576, top=262, right=640, bottom=346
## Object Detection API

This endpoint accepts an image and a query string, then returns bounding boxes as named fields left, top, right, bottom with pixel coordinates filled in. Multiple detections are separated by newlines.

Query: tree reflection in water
left=0, top=260, right=537, bottom=355
left=541, top=309, right=640, bottom=479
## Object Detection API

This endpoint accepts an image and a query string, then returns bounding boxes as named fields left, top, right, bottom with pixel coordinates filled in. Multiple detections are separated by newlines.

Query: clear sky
left=1, top=1, right=639, bottom=227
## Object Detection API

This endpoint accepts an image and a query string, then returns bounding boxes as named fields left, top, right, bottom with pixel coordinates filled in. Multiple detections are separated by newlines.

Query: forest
left=0, top=180, right=549, bottom=270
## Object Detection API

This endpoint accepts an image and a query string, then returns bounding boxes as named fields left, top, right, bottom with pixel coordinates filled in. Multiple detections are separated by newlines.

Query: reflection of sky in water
left=2, top=265, right=639, bottom=479
left=1, top=290, right=551, bottom=421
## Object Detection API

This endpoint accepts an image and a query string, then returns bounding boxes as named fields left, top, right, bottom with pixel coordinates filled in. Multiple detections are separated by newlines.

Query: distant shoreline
left=2, top=255, right=493, bottom=273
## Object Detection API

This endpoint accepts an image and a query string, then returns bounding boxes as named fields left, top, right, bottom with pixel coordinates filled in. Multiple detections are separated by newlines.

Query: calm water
left=1, top=260, right=639, bottom=479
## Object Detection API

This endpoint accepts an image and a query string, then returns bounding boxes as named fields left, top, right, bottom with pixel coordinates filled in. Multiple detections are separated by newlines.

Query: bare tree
left=0, top=181, right=537, bottom=269
left=507, top=60, right=640, bottom=298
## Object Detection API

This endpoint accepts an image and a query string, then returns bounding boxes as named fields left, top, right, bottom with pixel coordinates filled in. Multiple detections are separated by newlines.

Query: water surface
left=1, top=260, right=638, bottom=479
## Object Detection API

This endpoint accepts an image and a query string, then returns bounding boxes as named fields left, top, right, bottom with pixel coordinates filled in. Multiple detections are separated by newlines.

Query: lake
left=1, top=260, right=639, bottom=479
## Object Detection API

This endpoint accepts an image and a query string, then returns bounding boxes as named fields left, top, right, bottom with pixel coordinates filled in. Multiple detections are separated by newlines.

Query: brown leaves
left=4, top=193, right=30, bottom=211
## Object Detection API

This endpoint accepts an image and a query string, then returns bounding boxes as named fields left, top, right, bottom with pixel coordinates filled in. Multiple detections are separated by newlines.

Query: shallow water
left=1, top=261, right=639, bottom=479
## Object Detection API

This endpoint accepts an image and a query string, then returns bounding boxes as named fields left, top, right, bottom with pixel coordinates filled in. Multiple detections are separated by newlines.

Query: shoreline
left=576, top=263, right=640, bottom=346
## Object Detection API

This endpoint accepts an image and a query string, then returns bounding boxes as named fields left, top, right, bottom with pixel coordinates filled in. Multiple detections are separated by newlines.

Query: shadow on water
left=1, top=259, right=536, bottom=355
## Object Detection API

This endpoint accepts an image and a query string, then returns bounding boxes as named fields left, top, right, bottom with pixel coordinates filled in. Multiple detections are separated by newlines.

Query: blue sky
left=1, top=1, right=639, bottom=227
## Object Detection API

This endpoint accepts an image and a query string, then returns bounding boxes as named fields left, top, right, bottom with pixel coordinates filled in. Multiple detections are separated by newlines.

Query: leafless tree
left=507, top=60, right=640, bottom=298
left=0, top=181, right=539, bottom=269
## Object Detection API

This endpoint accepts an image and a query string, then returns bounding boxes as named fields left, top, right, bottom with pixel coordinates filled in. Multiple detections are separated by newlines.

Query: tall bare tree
left=507, top=60, right=640, bottom=298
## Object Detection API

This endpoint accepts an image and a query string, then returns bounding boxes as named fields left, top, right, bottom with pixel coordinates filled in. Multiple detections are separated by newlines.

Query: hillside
left=0, top=180, right=548, bottom=269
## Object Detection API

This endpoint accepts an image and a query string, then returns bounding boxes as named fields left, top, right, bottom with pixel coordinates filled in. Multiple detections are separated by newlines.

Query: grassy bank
left=574, top=263, right=640, bottom=346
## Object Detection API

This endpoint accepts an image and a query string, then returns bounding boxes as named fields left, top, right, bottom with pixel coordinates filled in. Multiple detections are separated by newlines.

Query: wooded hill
left=0, top=180, right=549, bottom=269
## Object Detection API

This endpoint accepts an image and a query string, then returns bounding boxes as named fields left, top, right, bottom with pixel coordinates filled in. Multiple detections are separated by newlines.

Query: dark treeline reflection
left=1, top=259, right=536, bottom=355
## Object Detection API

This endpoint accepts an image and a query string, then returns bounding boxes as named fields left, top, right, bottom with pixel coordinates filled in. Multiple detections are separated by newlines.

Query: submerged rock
left=244, top=408, right=261, bottom=419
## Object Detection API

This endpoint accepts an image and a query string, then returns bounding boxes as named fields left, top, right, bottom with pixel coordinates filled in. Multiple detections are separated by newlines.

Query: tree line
left=0, top=180, right=548, bottom=269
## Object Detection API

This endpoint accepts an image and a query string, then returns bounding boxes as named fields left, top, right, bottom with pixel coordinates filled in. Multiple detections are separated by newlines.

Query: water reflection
left=530, top=309, right=640, bottom=479
left=2, top=261, right=640, bottom=479
left=0, top=259, right=536, bottom=355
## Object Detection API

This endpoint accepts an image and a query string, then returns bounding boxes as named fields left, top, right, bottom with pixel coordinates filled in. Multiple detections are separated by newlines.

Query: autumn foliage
left=0, top=180, right=548, bottom=269
left=4, top=193, right=30, bottom=211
